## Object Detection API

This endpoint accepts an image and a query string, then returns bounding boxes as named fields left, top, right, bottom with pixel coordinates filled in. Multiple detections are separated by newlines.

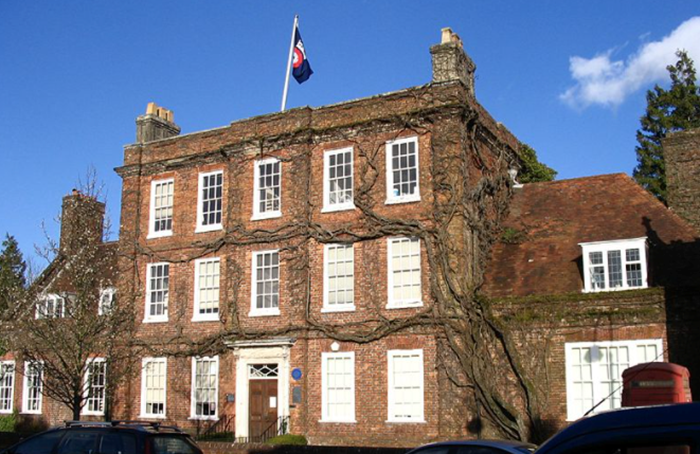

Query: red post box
left=622, top=362, right=691, bottom=407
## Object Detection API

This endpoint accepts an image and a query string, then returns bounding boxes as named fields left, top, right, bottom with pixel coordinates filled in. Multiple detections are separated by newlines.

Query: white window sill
left=249, top=309, right=281, bottom=317
left=147, top=231, right=173, bottom=240
left=139, top=414, right=166, bottom=419
left=195, top=224, right=223, bottom=234
left=81, top=411, right=105, bottom=417
left=0, top=409, right=14, bottom=415
left=319, top=419, right=357, bottom=424
left=386, top=301, right=423, bottom=310
left=192, top=315, right=220, bottom=322
left=582, top=284, right=648, bottom=293
left=321, top=204, right=356, bottom=214
left=385, top=195, right=421, bottom=205
left=189, top=416, right=219, bottom=421
left=321, top=305, right=356, bottom=313
left=20, top=410, right=42, bottom=415
left=143, top=317, right=169, bottom=324
left=251, top=211, right=282, bottom=221
left=385, top=419, right=426, bottom=424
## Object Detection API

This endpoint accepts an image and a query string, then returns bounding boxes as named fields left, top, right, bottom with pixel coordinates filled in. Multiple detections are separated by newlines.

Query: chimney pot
left=441, top=27, right=453, bottom=44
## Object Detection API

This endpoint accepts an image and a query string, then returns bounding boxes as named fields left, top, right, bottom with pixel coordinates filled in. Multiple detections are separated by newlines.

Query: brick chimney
left=135, top=102, right=181, bottom=143
left=430, top=27, right=476, bottom=97
left=664, top=127, right=700, bottom=232
left=59, top=189, right=105, bottom=254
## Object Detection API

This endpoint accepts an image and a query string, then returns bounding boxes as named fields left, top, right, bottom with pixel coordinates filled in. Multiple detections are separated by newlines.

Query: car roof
left=537, top=403, right=700, bottom=454
left=410, top=439, right=536, bottom=453
left=61, top=421, right=188, bottom=435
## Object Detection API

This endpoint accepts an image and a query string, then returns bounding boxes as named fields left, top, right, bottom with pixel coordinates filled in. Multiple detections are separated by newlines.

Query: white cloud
left=560, top=16, right=700, bottom=109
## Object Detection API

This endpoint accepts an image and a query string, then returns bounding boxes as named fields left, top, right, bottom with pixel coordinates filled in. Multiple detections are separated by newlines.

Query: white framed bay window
left=387, top=349, right=424, bottom=423
left=191, top=356, right=219, bottom=420
left=193, top=258, right=220, bottom=322
left=323, top=244, right=355, bottom=312
left=565, top=338, right=662, bottom=421
left=580, top=237, right=648, bottom=292
left=323, top=147, right=354, bottom=212
left=387, top=237, right=422, bottom=308
left=141, top=357, right=167, bottom=418
left=321, top=352, right=355, bottom=423
left=385, top=137, right=420, bottom=204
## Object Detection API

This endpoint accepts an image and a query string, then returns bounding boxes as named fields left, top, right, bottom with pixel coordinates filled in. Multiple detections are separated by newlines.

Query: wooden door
left=249, top=379, right=278, bottom=441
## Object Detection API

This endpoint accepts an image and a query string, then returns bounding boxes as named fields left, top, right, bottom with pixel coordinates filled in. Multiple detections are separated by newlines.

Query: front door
left=249, top=378, right=278, bottom=441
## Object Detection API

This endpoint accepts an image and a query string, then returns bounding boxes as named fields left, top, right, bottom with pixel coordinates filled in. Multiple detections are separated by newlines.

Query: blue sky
left=1, top=1, right=700, bottom=268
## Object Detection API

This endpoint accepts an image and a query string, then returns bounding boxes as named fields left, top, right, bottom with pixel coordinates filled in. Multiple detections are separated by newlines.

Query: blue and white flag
left=292, top=25, right=313, bottom=84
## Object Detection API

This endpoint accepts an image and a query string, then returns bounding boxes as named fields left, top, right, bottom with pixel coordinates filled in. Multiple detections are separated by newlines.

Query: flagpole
left=281, top=15, right=298, bottom=112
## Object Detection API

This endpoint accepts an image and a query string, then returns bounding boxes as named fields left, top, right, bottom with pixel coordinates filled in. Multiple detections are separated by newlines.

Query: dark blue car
left=536, top=403, right=700, bottom=454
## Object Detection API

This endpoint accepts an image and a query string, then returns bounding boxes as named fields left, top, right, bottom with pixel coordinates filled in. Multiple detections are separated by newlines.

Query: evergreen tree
left=518, top=143, right=557, bottom=183
left=634, top=50, right=700, bottom=203
left=0, top=234, right=26, bottom=314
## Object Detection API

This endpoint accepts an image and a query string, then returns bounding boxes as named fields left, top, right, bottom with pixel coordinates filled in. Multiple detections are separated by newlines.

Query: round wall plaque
left=292, top=368, right=303, bottom=380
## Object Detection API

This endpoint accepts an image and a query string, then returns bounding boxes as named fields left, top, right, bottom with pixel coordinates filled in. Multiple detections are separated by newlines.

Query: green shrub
left=0, top=411, right=17, bottom=432
left=266, top=434, right=307, bottom=446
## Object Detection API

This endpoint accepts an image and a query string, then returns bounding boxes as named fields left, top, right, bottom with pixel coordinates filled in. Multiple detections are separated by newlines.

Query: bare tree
left=4, top=170, right=136, bottom=421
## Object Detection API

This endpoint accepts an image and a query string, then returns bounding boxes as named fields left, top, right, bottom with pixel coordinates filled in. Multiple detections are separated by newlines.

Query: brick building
left=3, top=28, right=700, bottom=448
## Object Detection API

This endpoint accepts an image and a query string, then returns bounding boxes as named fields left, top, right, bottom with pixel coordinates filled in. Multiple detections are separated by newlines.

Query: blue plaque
left=292, top=368, right=303, bottom=380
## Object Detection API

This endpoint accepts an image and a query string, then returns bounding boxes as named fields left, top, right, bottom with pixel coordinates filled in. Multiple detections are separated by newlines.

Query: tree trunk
left=72, top=392, right=82, bottom=421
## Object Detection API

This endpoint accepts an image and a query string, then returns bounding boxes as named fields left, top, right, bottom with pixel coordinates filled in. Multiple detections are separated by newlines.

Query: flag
left=292, top=25, right=313, bottom=84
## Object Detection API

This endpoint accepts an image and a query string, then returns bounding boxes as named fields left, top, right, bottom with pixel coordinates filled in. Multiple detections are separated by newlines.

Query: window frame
left=249, top=250, right=281, bottom=317
left=144, top=263, right=169, bottom=324
left=35, top=293, right=66, bottom=319
left=21, top=361, right=43, bottom=415
left=140, top=357, right=167, bottom=419
left=82, top=357, right=106, bottom=416
left=147, top=178, right=175, bottom=239
left=196, top=170, right=224, bottom=233
left=322, top=243, right=356, bottom=313
left=98, top=287, right=116, bottom=316
left=387, top=349, right=425, bottom=423
left=387, top=237, right=423, bottom=309
left=0, top=360, right=15, bottom=414
left=565, top=338, right=663, bottom=421
left=190, top=356, right=219, bottom=420
left=192, top=257, right=221, bottom=322
left=320, top=352, right=356, bottom=423
left=252, top=157, right=282, bottom=220
left=322, top=147, right=355, bottom=213
left=385, top=136, right=420, bottom=204
left=579, top=237, right=648, bottom=293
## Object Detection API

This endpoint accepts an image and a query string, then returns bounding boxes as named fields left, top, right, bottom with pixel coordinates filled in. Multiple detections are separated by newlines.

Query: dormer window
left=580, top=237, right=648, bottom=292
left=36, top=294, right=66, bottom=319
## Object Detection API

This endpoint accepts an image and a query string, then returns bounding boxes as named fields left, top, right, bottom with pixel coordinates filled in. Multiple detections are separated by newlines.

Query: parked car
left=0, top=420, right=203, bottom=454
left=406, top=440, right=537, bottom=454
left=535, top=403, right=700, bottom=454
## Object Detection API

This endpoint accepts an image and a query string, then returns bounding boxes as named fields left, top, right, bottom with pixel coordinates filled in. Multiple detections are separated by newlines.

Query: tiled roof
left=483, top=173, right=699, bottom=297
